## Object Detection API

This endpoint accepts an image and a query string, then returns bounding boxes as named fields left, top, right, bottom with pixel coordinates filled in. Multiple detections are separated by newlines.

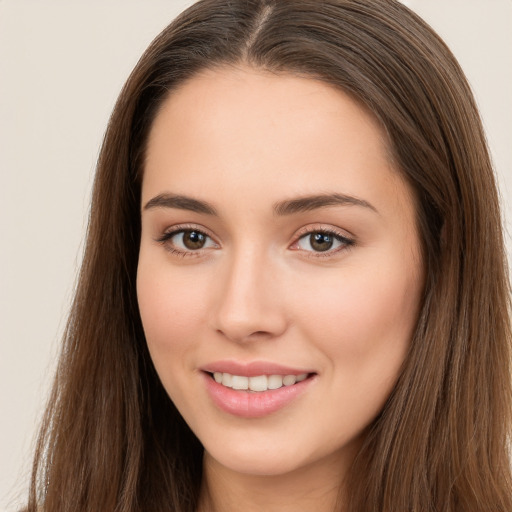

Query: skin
left=137, top=66, right=424, bottom=512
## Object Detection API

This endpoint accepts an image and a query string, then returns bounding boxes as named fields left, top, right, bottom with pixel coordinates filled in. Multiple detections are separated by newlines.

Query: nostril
left=252, top=331, right=271, bottom=337
left=216, top=328, right=274, bottom=343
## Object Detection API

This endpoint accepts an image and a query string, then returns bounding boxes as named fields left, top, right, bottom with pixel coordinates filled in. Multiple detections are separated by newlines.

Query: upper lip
left=201, top=360, right=315, bottom=377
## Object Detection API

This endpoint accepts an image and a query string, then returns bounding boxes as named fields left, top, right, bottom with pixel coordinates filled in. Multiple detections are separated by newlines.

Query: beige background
left=1, top=1, right=511, bottom=510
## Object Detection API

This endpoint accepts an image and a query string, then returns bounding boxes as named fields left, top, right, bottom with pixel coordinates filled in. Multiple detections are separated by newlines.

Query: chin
left=206, top=448, right=306, bottom=477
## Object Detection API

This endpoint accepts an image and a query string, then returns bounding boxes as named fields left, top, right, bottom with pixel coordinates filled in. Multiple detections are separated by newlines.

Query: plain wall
left=1, top=1, right=511, bottom=510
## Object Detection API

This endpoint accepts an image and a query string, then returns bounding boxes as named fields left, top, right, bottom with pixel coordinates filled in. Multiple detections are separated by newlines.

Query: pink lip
left=201, top=362, right=316, bottom=418
left=202, top=360, right=313, bottom=377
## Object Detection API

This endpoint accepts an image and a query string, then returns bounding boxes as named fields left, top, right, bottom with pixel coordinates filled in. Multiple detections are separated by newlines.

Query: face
left=137, top=67, right=424, bottom=478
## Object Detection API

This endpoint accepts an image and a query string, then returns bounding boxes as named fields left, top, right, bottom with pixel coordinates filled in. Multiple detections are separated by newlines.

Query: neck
left=197, top=450, right=353, bottom=512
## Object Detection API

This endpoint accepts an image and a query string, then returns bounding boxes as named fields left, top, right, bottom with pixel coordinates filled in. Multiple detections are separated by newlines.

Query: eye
left=293, top=229, right=354, bottom=255
left=157, top=228, right=217, bottom=254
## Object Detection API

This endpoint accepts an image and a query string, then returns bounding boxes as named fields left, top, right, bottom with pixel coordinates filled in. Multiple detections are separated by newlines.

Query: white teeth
left=249, top=375, right=268, bottom=391
left=283, top=375, right=297, bottom=386
left=222, top=373, right=233, bottom=387
left=231, top=375, right=249, bottom=390
left=267, top=374, right=283, bottom=389
left=212, top=372, right=309, bottom=391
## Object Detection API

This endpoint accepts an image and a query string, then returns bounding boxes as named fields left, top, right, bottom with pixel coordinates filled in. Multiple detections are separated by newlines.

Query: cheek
left=136, top=261, right=208, bottom=370
left=294, top=256, right=421, bottom=382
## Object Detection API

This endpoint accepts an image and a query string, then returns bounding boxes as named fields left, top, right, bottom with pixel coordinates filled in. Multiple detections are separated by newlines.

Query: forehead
left=146, top=66, right=388, bottom=160
left=142, top=66, right=411, bottom=218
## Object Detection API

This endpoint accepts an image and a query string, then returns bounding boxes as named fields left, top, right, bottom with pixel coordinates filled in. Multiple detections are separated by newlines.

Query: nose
left=211, top=247, right=288, bottom=343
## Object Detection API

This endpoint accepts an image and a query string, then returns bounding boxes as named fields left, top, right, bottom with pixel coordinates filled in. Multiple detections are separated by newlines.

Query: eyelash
left=291, top=226, right=355, bottom=258
left=155, top=224, right=217, bottom=258
left=155, top=224, right=355, bottom=259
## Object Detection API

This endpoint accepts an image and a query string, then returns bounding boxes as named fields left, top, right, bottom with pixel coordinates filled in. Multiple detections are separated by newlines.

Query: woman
left=26, top=0, right=512, bottom=510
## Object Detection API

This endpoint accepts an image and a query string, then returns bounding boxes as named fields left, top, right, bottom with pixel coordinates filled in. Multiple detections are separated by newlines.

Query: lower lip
left=203, top=372, right=315, bottom=418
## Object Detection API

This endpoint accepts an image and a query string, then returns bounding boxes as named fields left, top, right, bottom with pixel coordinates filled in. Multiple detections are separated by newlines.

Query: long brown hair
left=27, top=1, right=512, bottom=510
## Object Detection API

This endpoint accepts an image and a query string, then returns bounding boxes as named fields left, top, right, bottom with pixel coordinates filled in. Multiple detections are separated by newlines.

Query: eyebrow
left=273, top=193, right=378, bottom=216
left=144, top=193, right=218, bottom=215
left=143, top=192, right=377, bottom=216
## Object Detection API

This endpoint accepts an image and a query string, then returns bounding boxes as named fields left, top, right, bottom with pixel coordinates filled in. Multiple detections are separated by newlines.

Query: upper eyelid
left=160, top=223, right=216, bottom=239
left=154, top=224, right=219, bottom=251
left=290, top=224, right=355, bottom=254
left=155, top=223, right=354, bottom=249
left=292, top=224, right=354, bottom=241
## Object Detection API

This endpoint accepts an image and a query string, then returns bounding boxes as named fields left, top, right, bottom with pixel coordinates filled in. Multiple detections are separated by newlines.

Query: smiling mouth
left=208, top=371, right=312, bottom=392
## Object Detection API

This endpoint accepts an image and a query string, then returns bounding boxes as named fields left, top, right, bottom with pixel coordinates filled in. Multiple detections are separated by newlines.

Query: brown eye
left=159, top=228, right=217, bottom=253
left=296, top=230, right=353, bottom=254
left=309, top=233, right=334, bottom=252
left=182, top=230, right=207, bottom=250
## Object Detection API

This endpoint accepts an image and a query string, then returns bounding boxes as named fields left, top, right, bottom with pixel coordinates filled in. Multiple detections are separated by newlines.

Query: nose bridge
left=212, top=242, right=286, bottom=342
